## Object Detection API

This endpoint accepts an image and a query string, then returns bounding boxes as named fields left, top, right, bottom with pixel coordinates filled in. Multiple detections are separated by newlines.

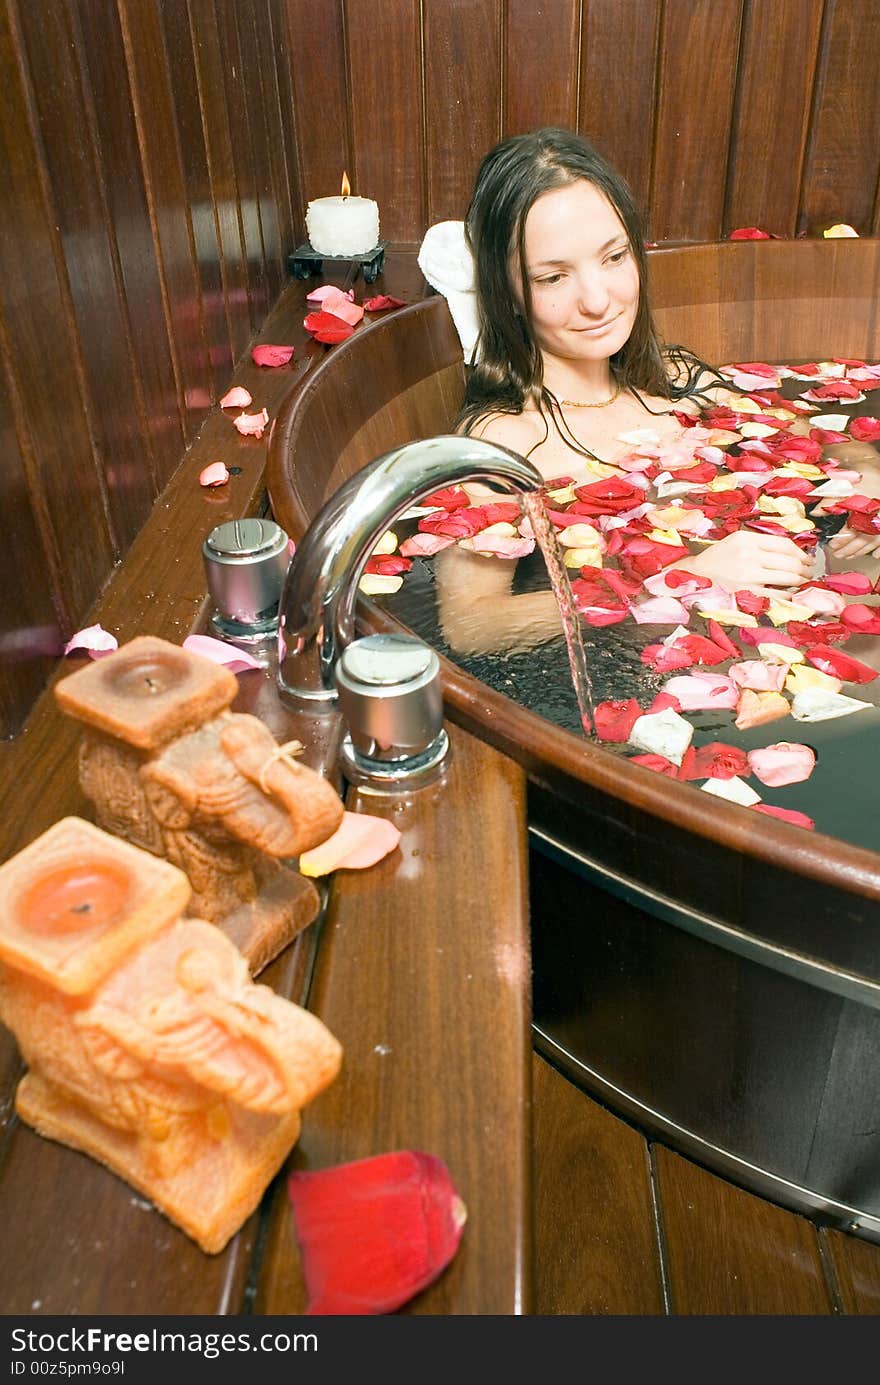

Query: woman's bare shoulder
left=466, top=408, right=546, bottom=454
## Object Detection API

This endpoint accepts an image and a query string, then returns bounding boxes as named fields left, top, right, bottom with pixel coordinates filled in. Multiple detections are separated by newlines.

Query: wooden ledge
left=0, top=254, right=532, bottom=1315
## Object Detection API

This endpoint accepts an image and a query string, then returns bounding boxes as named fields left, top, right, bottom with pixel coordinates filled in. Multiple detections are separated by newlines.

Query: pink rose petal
left=63, top=624, right=118, bottom=659
left=399, top=533, right=456, bottom=558
left=251, top=344, right=295, bottom=368
left=728, top=660, right=788, bottom=692
left=747, top=743, right=816, bottom=787
left=219, top=385, right=253, bottom=409
left=233, top=408, right=270, bottom=438
left=662, top=673, right=739, bottom=711
left=306, top=284, right=355, bottom=304
left=299, top=810, right=402, bottom=877
left=199, top=461, right=229, bottom=487
left=468, top=531, right=535, bottom=558
left=304, top=286, right=364, bottom=326
left=182, top=634, right=263, bottom=673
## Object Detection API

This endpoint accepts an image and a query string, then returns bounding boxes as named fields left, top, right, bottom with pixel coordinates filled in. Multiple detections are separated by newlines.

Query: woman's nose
left=575, top=274, right=611, bottom=318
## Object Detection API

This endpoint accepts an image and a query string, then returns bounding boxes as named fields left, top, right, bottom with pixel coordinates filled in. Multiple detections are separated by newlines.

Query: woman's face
left=516, top=178, right=640, bottom=367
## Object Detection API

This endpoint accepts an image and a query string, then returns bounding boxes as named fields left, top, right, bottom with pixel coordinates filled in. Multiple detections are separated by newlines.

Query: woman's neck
left=540, top=356, right=617, bottom=407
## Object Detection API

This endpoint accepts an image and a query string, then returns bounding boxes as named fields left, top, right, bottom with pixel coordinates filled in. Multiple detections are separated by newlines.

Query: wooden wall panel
left=724, top=0, right=823, bottom=238
left=185, top=0, right=253, bottom=365
left=0, top=3, right=115, bottom=628
left=283, top=0, right=348, bottom=225
left=799, top=0, right=880, bottom=236
left=160, top=0, right=233, bottom=387
left=651, top=0, right=744, bottom=243
left=580, top=0, right=661, bottom=215
left=506, top=0, right=579, bottom=138
left=267, top=0, right=305, bottom=247
left=0, top=0, right=300, bottom=737
left=75, top=0, right=184, bottom=489
left=346, top=0, right=424, bottom=241
left=16, top=1, right=158, bottom=553
left=424, top=0, right=501, bottom=225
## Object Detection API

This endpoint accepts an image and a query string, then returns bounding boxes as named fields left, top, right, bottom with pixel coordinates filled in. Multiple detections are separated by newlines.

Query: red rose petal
left=594, top=698, right=642, bottom=742
left=804, top=646, right=878, bottom=684
left=729, top=227, right=771, bottom=240
left=752, top=804, right=815, bottom=830
left=363, top=294, right=406, bottom=312
left=251, top=344, right=295, bottom=367
left=287, top=1151, right=466, bottom=1315
left=304, top=311, right=355, bottom=344
left=849, top=416, right=880, bottom=442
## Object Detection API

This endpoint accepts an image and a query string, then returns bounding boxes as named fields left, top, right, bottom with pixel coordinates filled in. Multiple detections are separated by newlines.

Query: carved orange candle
left=0, top=817, right=189, bottom=993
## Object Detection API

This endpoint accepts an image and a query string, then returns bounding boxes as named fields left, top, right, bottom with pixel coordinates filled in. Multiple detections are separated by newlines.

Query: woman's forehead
left=521, top=180, right=626, bottom=263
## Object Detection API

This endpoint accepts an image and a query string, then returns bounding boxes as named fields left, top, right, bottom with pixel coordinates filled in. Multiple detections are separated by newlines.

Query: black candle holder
left=288, top=240, right=388, bottom=284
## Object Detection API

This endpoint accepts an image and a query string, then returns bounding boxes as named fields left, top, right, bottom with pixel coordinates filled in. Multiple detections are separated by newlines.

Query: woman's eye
left=607, top=248, right=629, bottom=265
left=535, top=274, right=562, bottom=286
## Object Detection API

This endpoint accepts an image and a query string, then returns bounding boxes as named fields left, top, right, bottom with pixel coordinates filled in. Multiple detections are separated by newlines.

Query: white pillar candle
left=306, top=195, right=380, bottom=257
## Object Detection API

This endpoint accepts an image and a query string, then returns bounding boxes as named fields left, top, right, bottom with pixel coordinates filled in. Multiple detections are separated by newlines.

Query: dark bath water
left=371, top=369, right=880, bottom=854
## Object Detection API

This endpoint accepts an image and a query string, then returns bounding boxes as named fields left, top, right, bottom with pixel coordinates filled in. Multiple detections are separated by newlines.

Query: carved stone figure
left=0, top=817, right=342, bottom=1254
left=54, top=636, right=345, bottom=974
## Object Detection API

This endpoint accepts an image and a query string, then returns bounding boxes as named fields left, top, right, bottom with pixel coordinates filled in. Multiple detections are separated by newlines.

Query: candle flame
left=340, top=171, right=351, bottom=198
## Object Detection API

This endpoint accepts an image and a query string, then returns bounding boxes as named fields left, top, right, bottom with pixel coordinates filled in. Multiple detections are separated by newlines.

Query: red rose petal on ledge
left=303, top=311, right=355, bottom=344
left=251, top=344, right=295, bottom=367
left=729, top=226, right=771, bottom=240
left=288, top=1151, right=467, bottom=1315
left=363, top=294, right=406, bottom=311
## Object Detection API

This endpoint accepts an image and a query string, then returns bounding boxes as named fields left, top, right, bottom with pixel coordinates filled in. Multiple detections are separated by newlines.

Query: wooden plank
left=654, top=1144, right=833, bottom=1313
left=0, top=2, right=115, bottom=621
left=651, top=0, right=743, bottom=243
left=254, top=723, right=533, bottom=1315
left=267, top=0, right=305, bottom=247
left=283, top=0, right=348, bottom=228
left=424, top=0, right=500, bottom=225
left=346, top=0, right=425, bottom=242
left=533, top=1054, right=664, bottom=1314
left=17, top=0, right=159, bottom=552
left=799, top=0, right=880, bottom=236
left=160, top=0, right=234, bottom=386
left=724, top=0, right=823, bottom=238
left=234, top=0, right=285, bottom=308
left=0, top=346, right=62, bottom=739
left=254, top=0, right=298, bottom=274
left=214, top=0, right=270, bottom=330
left=185, top=0, right=253, bottom=367
left=580, top=0, right=661, bottom=216
left=822, top=1228, right=880, bottom=1314
left=505, top=0, right=578, bottom=136
left=75, top=0, right=184, bottom=490
left=116, top=0, right=213, bottom=437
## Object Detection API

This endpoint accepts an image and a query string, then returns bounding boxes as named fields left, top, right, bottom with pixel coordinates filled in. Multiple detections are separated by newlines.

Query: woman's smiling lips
left=573, top=316, right=621, bottom=335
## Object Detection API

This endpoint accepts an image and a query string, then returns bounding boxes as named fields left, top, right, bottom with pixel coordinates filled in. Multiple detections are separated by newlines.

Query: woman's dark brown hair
left=456, top=127, right=715, bottom=440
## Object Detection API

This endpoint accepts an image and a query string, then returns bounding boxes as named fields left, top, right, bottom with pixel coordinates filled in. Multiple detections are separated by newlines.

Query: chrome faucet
left=276, top=434, right=545, bottom=706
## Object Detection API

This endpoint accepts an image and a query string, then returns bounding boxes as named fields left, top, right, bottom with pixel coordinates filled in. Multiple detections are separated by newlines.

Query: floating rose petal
left=399, top=533, right=456, bottom=558
left=734, top=689, right=791, bottom=730
left=805, top=645, right=878, bottom=684
left=251, top=344, right=295, bottom=368
left=593, top=699, right=642, bottom=742
left=747, top=743, right=816, bottom=787
left=628, top=707, right=694, bottom=765
left=629, top=595, right=690, bottom=624
left=358, top=573, right=404, bottom=595
left=729, top=660, right=788, bottom=692
left=218, top=385, right=252, bottom=409
left=182, top=634, right=263, bottom=672
left=839, top=604, right=880, bottom=635
left=233, top=408, right=270, bottom=438
left=752, top=804, right=815, bottom=830
left=790, top=688, right=872, bottom=721
left=849, top=416, right=880, bottom=441
left=363, top=294, right=407, bottom=312
left=287, top=1150, right=466, bottom=1315
left=823, top=571, right=873, bottom=597
left=683, top=742, right=750, bottom=781
left=701, top=776, right=762, bottom=806
left=199, top=461, right=229, bottom=487
left=299, top=810, right=402, bottom=876
left=63, top=623, right=118, bottom=659
left=304, top=311, right=355, bottom=344
left=785, top=665, right=842, bottom=696
left=662, top=673, right=739, bottom=711
left=628, top=752, right=680, bottom=777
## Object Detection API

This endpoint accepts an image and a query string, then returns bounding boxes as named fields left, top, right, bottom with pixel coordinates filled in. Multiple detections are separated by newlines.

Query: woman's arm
left=434, top=542, right=562, bottom=656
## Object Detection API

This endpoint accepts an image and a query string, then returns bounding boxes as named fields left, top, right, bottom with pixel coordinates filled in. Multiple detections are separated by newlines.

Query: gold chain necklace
left=559, top=380, right=622, bottom=409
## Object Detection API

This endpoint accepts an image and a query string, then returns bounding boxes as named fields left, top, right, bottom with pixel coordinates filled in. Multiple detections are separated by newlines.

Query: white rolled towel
left=417, top=220, right=480, bottom=363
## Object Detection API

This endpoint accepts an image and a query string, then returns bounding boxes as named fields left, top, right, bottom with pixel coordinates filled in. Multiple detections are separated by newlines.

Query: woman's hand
left=678, top=530, right=814, bottom=596
left=827, top=526, right=880, bottom=561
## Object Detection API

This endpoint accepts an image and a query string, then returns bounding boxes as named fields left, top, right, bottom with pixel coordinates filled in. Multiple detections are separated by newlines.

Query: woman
left=433, top=127, right=816, bottom=655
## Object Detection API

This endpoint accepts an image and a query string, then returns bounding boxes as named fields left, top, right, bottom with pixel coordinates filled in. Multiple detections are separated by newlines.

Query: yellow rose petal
left=785, top=665, right=842, bottom=695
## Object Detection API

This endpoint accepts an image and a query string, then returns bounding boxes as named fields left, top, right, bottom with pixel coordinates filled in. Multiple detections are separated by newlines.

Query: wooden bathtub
left=268, top=238, right=880, bottom=1240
